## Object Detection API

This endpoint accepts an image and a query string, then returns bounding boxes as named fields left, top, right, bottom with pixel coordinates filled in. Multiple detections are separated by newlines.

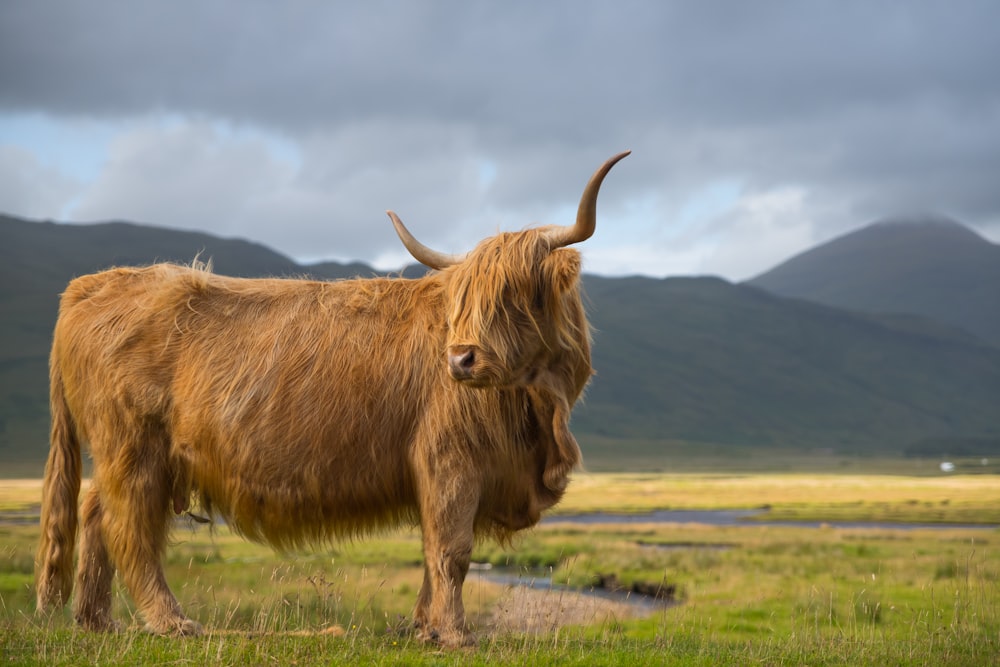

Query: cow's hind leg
left=99, top=464, right=202, bottom=636
left=73, top=486, right=117, bottom=631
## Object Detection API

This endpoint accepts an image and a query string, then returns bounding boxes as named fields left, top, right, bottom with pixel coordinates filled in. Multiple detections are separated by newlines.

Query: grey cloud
left=2, top=1, right=999, bottom=276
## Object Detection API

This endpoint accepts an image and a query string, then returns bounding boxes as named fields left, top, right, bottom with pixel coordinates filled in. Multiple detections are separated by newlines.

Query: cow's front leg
left=413, top=565, right=432, bottom=632
left=415, top=485, right=478, bottom=647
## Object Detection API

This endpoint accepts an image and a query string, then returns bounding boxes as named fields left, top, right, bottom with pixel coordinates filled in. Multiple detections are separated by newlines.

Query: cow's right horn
left=387, top=211, right=468, bottom=270
left=544, top=150, right=631, bottom=249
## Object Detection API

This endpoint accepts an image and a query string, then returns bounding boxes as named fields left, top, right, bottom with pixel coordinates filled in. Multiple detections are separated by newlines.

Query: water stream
left=542, top=508, right=998, bottom=531
left=469, top=564, right=677, bottom=610
left=469, top=509, right=998, bottom=609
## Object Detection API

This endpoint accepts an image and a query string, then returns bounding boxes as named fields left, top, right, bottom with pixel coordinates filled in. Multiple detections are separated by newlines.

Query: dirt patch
left=488, top=585, right=649, bottom=634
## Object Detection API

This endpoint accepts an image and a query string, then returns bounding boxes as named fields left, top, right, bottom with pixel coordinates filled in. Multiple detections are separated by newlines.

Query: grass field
left=2, top=472, right=998, bottom=665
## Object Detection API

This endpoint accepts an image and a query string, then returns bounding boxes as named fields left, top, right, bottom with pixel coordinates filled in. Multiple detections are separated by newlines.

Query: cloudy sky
left=2, top=1, right=998, bottom=280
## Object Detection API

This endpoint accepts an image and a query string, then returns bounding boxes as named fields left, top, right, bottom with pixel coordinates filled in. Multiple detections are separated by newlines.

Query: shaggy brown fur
left=35, top=152, right=626, bottom=647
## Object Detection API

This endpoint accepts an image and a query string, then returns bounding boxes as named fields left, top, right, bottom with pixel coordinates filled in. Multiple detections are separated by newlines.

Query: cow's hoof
left=418, top=626, right=477, bottom=648
left=75, top=614, right=122, bottom=633
left=145, top=617, right=203, bottom=637
left=175, top=618, right=204, bottom=636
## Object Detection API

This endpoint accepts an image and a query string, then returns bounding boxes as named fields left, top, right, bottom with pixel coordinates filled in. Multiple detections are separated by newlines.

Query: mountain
left=746, top=215, right=1000, bottom=346
left=583, top=275, right=1000, bottom=453
left=2, top=213, right=999, bottom=473
left=0, top=214, right=393, bottom=470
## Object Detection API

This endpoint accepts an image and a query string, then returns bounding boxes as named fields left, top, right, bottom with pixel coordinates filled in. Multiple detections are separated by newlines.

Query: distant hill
left=746, top=215, right=1000, bottom=346
left=583, top=275, right=1000, bottom=455
left=2, top=213, right=999, bottom=473
left=0, top=214, right=396, bottom=470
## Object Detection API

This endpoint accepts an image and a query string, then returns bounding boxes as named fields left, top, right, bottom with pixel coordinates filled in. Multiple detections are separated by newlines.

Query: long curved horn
left=387, top=210, right=468, bottom=270
left=387, top=150, right=629, bottom=267
left=545, top=150, right=631, bottom=248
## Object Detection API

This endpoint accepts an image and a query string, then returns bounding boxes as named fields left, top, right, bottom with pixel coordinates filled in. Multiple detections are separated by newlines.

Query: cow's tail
left=35, top=348, right=82, bottom=612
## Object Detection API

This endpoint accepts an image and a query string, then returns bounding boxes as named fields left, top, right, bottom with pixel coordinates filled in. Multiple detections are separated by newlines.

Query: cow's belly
left=175, top=424, right=418, bottom=545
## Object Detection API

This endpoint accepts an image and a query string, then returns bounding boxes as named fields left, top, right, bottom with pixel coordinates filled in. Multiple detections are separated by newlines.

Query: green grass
left=2, top=474, right=999, bottom=665
left=3, top=628, right=991, bottom=667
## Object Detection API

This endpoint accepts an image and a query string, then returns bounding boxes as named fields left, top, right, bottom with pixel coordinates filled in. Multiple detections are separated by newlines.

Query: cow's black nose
left=448, top=347, right=476, bottom=379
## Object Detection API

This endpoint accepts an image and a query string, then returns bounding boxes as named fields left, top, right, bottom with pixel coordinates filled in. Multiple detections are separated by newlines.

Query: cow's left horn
left=387, top=211, right=468, bottom=270
left=545, top=150, right=631, bottom=248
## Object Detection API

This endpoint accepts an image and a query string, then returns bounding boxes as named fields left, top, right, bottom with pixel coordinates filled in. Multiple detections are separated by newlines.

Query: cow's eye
left=533, top=287, right=545, bottom=311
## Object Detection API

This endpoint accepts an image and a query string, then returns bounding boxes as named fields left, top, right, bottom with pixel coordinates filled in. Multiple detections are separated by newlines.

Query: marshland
left=2, top=468, right=997, bottom=665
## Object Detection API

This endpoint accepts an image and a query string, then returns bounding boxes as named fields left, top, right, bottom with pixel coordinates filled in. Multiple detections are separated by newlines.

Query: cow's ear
left=541, top=248, right=581, bottom=296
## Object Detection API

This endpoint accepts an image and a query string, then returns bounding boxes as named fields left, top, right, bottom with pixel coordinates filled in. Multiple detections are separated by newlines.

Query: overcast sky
left=2, top=1, right=998, bottom=280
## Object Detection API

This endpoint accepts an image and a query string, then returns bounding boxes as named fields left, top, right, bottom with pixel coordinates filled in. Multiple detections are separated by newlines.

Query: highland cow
left=35, top=151, right=629, bottom=647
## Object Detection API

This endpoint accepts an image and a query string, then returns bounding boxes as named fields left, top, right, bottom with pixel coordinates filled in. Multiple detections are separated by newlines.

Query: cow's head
left=387, top=151, right=629, bottom=391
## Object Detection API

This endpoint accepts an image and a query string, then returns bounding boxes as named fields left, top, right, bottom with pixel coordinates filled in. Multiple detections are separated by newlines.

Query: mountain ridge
left=2, top=213, right=998, bottom=472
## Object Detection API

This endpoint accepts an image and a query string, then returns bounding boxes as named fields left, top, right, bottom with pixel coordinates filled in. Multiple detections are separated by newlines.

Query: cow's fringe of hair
left=444, top=229, right=590, bottom=381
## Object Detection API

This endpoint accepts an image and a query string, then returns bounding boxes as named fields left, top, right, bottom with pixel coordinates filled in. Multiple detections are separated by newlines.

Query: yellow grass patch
left=556, top=473, right=1000, bottom=522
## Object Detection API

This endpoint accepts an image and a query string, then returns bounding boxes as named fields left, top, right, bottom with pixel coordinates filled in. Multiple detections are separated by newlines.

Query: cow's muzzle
left=447, top=345, right=477, bottom=382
